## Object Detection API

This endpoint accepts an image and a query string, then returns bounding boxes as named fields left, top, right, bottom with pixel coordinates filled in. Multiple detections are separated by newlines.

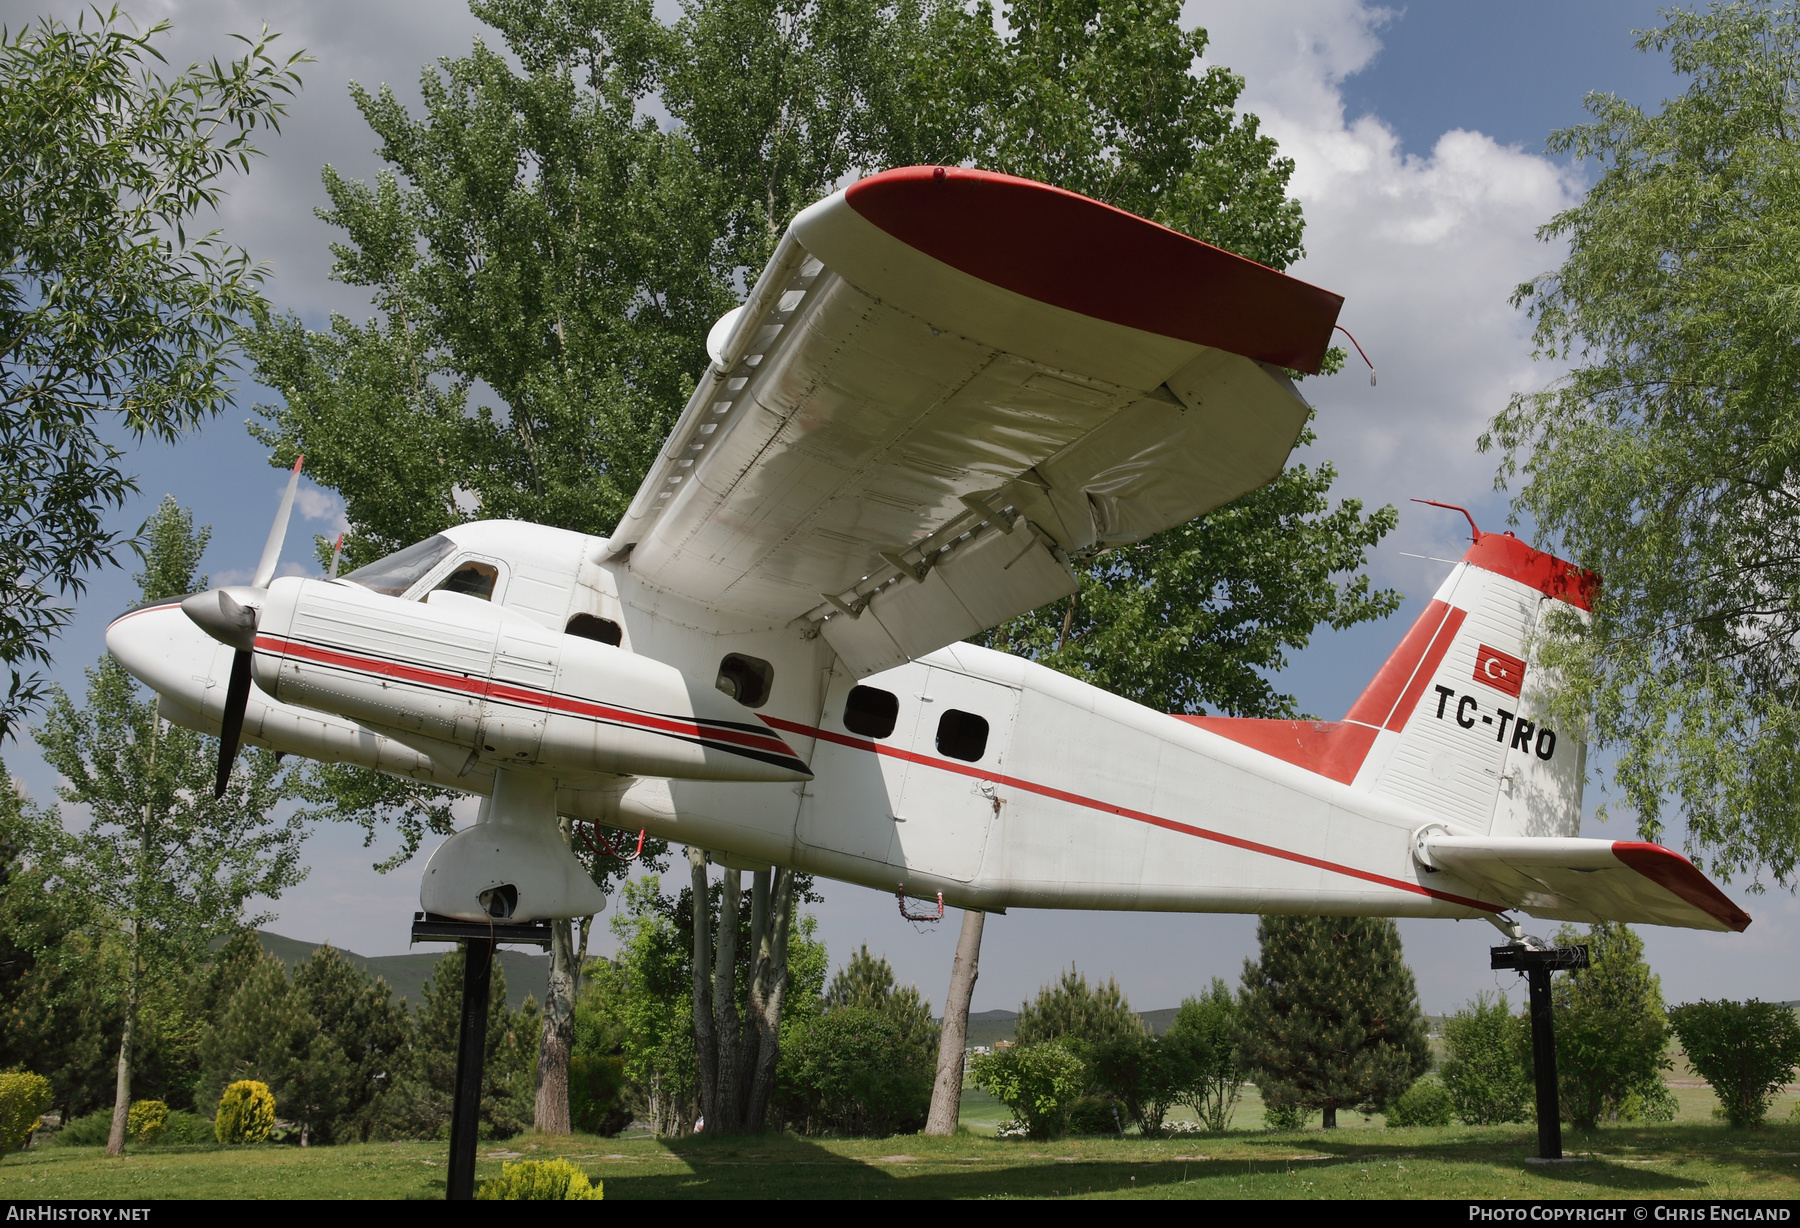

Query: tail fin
left=1180, top=530, right=1597, bottom=837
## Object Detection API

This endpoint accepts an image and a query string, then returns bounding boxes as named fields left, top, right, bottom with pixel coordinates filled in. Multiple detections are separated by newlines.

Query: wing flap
left=1423, top=835, right=1750, bottom=933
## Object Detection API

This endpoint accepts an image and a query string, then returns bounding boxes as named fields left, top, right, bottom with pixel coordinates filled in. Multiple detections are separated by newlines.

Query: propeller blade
left=215, top=647, right=253, bottom=798
left=251, top=456, right=305, bottom=589
left=328, top=532, right=344, bottom=579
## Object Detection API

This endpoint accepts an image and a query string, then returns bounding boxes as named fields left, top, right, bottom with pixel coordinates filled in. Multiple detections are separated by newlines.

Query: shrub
left=969, top=1043, right=1087, bottom=1139
left=46, top=1109, right=110, bottom=1147
left=1385, top=1078, right=1453, bottom=1127
left=215, top=1081, right=276, bottom=1144
left=777, top=1007, right=933, bottom=1136
left=127, top=1100, right=168, bottom=1143
left=1261, top=1096, right=1307, bottom=1131
left=1440, top=993, right=1533, bottom=1125
left=160, top=1111, right=215, bottom=1146
left=1065, top=1095, right=1122, bottom=1135
left=0, top=1072, right=52, bottom=1151
left=1669, top=999, right=1800, bottom=1127
left=1088, top=1034, right=1179, bottom=1135
left=476, top=1158, right=603, bottom=1200
left=569, top=1054, right=630, bottom=1137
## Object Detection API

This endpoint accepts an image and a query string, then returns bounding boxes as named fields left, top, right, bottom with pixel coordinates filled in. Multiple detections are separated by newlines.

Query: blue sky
left=5, top=0, right=1790, bottom=1014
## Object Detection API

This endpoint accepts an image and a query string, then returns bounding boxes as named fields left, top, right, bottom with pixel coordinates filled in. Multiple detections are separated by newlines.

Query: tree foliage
left=0, top=10, right=302, bottom=733
left=1483, top=0, right=1800, bottom=883
left=1237, top=915, right=1430, bottom=1129
left=1439, top=992, right=1533, bottom=1126
left=1667, top=998, right=1800, bottom=1127
left=10, top=497, right=304, bottom=1152
left=1550, top=921, right=1673, bottom=1128
left=1013, top=965, right=1145, bottom=1047
left=1165, top=978, right=1244, bottom=1131
left=969, top=1042, right=1088, bottom=1139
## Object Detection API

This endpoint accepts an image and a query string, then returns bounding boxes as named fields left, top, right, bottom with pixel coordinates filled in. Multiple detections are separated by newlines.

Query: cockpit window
left=435, top=560, right=499, bottom=601
left=341, top=535, right=457, bottom=597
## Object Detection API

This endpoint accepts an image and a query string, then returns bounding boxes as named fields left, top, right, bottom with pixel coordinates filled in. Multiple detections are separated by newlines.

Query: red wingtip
left=1612, top=842, right=1752, bottom=932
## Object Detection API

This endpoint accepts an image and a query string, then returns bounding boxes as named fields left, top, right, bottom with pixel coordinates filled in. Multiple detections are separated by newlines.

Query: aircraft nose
left=106, top=598, right=218, bottom=701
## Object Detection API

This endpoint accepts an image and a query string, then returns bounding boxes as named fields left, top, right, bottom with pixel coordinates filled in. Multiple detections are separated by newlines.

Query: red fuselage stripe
left=255, top=635, right=803, bottom=761
left=765, top=716, right=1504, bottom=913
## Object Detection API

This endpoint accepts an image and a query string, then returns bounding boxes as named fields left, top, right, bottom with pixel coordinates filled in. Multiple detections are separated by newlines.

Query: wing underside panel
left=1423, top=836, right=1750, bottom=933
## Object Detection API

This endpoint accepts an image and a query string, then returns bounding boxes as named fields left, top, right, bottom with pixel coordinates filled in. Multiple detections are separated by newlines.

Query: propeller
left=181, top=456, right=304, bottom=797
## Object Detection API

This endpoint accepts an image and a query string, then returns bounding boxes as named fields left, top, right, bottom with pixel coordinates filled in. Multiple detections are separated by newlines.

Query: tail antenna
left=1411, top=498, right=1482, bottom=545
left=1335, top=325, right=1377, bottom=386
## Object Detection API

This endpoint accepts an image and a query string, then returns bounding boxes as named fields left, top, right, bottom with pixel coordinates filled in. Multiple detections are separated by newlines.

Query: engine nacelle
left=248, top=577, right=811, bottom=783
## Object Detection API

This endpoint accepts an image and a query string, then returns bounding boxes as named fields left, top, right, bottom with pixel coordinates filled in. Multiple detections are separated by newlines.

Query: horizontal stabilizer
left=1420, top=835, right=1750, bottom=933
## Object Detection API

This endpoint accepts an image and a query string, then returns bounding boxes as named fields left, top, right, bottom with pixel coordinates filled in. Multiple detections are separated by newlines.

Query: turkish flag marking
left=1474, top=645, right=1526, bottom=698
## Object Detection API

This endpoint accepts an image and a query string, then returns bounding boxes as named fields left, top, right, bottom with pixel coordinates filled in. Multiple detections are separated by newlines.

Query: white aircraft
left=107, top=166, right=1748, bottom=937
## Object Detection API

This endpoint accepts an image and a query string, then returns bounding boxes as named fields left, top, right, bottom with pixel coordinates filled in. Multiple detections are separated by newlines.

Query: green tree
left=195, top=954, right=350, bottom=1144
left=1238, top=915, right=1430, bottom=1129
left=13, top=499, right=304, bottom=1155
left=291, top=946, right=414, bottom=1142
left=383, top=946, right=535, bottom=1140
left=1165, top=978, right=1244, bottom=1131
left=1668, top=998, right=1800, bottom=1127
left=821, top=945, right=939, bottom=1067
left=1550, top=921, right=1672, bottom=1129
left=0, top=11, right=303, bottom=734
left=1014, top=965, right=1145, bottom=1047
left=1482, top=1, right=1800, bottom=883
left=1439, top=992, right=1533, bottom=1126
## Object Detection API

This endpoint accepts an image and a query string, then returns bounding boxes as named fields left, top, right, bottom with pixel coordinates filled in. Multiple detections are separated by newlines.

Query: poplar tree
left=1238, top=915, right=1430, bottom=1128
left=18, top=499, right=306, bottom=1155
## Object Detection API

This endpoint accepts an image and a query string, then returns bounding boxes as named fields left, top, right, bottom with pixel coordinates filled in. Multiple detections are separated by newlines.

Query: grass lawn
left=8, top=1114, right=1799, bottom=1200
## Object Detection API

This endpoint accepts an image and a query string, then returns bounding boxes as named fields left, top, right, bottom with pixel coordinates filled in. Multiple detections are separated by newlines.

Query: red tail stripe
left=1384, top=606, right=1467, bottom=732
left=254, top=635, right=802, bottom=761
left=764, top=715, right=1504, bottom=914
left=1344, top=600, right=1454, bottom=729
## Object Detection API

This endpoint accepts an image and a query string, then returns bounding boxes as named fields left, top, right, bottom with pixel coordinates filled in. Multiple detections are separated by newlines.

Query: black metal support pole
left=1491, top=941, right=1587, bottom=1162
left=1526, top=964, right=1562, bottom=1160
left=446, top=936, right=494, bottom=1200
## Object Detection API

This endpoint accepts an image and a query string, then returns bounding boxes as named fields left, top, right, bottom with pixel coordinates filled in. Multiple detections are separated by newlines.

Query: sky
left=7, top=0, right=1794, bottom=1016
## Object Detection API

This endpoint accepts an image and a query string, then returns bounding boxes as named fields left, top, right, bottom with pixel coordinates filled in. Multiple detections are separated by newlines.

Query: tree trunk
left=535, top=916, right=576, bottom=1134
left=105, top=924, right=140, bottom=1156
left=744, top=867, right=793, bottom=1125
left=1322, top=1103, right=1337, bottom=1129
left=710, top=866, right=744, bottom=1132
left=688, top=845, right=717, bottom=1131
left=925, top=908, right=985, bottom=1135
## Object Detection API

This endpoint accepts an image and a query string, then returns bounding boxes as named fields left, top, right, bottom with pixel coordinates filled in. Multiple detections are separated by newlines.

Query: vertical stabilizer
left=1180, top=530, right=1597, bottom=838
left=1351, top=534, right=1596, bottom=836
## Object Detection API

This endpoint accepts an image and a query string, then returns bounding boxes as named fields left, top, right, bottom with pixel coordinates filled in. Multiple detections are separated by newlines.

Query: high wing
left=606, top=167, right=1343, bottom=675
left=1420, top=836, right=1752, bottom=933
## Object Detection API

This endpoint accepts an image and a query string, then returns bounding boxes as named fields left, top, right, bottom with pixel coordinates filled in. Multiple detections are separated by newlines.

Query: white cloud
left=1191, top=0, right=1583, bottom=582
left=294, top=485, right=348, bottom=531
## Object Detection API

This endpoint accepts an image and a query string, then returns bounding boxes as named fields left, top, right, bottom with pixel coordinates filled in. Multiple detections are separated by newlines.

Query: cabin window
left=937, top=709, right=989, bottom=762
left=716, top=653, right=774, bottom=708
left=341, top=534, right=457, bottom=596
left=435, top=560, right=499, bottom=601
left=843, top=685, right=899, bottom=738
left=566, top=613, right=624, bottom=646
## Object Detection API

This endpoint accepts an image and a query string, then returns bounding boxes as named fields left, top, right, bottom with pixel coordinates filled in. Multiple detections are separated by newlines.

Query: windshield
left=341, top=535, right=457, bottom=597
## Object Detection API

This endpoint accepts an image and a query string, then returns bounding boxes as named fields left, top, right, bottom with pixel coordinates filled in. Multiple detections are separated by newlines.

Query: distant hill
left=953, top=1007, right=1182, bottom=1048
left=254, top=931, right=549, bottom=1013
